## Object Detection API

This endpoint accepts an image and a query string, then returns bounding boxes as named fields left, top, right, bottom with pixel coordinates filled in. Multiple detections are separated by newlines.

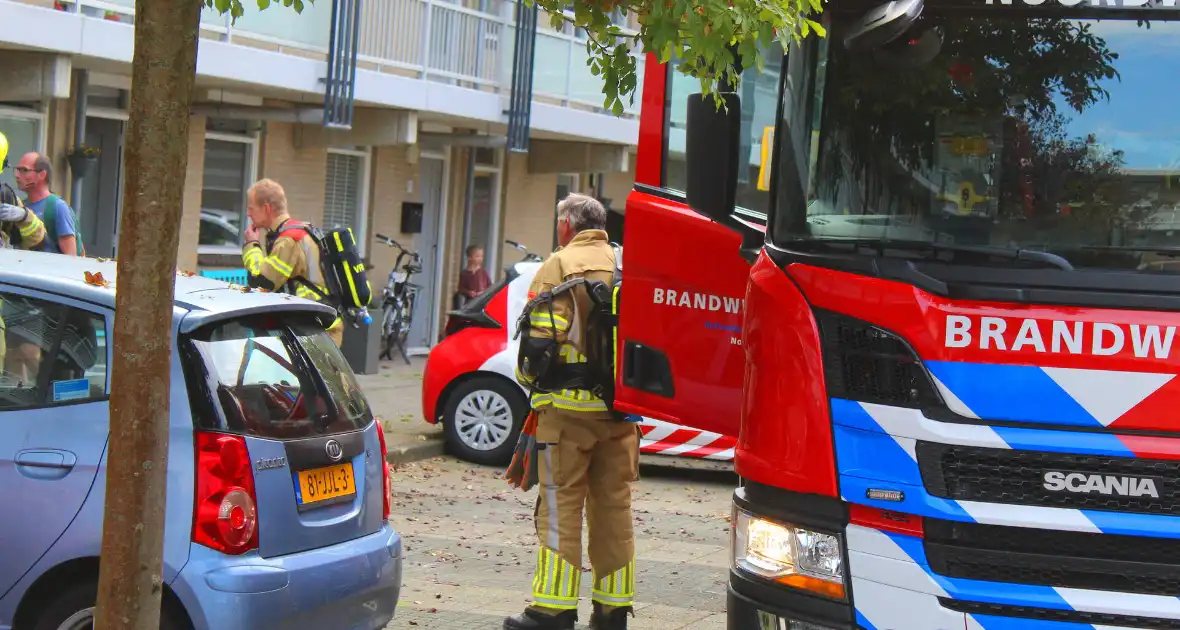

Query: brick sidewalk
left=357, top=357, right=446, bottom=465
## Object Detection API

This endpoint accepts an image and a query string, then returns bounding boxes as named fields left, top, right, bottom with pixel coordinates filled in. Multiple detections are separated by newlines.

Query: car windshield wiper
left=806, top=238, right=1075, bottom=271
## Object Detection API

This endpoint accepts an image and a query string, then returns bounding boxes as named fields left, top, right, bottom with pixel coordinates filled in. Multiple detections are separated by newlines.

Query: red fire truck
left=615, top=0, right=1180, bottom=627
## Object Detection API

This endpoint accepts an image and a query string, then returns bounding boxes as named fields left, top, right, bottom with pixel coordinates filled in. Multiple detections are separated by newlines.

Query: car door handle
left=15, top=449, right=77, bottom=470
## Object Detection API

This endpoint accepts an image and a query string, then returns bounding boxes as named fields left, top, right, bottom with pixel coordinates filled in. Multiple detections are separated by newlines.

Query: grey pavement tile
left=387, top=456, right=735, bottom=630
left=400, top=532, right=729, bottom=607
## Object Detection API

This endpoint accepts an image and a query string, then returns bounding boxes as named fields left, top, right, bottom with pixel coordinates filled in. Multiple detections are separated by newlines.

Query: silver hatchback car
left=0, top=249, right=402, bottom=630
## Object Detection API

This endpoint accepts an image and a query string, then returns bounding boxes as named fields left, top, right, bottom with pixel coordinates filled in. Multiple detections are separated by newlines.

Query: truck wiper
left=822, top=239, right=1075, bottom=271
left=1080, top=245, right=1180, bottom=257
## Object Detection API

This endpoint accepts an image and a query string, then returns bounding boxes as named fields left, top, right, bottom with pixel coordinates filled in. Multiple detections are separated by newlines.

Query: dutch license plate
left=296, top=463, right=356, bottom=505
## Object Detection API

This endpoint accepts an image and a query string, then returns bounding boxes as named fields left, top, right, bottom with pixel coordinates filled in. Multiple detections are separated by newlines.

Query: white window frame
left=0, top=104, right=48, bottom=158
left=325, top=146, right=372, bottom=257
left=0, top=106, right=48, bottom=207
left=198, top=129, right=260, bottom=256
left=472, top=148, right=503, bottom=275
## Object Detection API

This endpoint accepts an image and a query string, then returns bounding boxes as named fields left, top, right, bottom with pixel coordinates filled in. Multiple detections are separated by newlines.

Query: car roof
left=0, top=248, right=337, bottom=332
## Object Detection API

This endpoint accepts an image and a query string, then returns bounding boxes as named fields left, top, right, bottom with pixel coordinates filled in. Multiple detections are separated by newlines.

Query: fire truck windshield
left=769, top=6, right=1180, bottom=271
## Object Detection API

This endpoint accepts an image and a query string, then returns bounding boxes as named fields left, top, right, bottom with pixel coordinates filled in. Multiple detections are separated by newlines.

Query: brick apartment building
left=0, top=0, right=640, bottom=355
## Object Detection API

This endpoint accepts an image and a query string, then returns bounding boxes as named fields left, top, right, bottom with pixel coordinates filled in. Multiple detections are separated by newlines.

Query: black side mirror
left=844, top=0, right=924, bottom=51
left=685, top=92, right=742, bottom=225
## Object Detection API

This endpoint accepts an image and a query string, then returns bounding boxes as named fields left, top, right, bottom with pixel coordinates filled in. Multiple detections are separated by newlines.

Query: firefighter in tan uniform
left=241, top=178, right=344, bottom=346
left=0, top=131, right=48, bottom=369
left=505, top=194, right=640, bottom=630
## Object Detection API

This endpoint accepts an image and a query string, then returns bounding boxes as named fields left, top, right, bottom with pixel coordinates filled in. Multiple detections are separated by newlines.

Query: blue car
left=0, top=249, right=402, bottom=630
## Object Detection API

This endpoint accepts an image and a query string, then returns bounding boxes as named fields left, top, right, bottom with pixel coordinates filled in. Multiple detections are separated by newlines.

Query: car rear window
left=181, top=314, right=372, bottom=439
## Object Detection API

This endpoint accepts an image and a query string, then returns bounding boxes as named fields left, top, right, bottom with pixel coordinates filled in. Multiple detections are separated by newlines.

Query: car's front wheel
left=441, top=376, right=526, bottom=466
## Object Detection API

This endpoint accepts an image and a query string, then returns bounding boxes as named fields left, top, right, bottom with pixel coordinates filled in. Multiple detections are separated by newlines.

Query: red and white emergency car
left=421, top=256, right=736, bottom=466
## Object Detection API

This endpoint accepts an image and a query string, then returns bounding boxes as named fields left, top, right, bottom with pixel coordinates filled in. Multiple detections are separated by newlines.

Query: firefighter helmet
left=0, top=131, right=8, bottom=172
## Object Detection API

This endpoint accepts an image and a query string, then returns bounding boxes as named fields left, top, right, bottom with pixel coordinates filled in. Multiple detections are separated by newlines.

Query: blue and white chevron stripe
left=831, top=399, right=1180, bottom=539
left=848, top=523, right=1180, bottom=630
left=924, top=361, right=1174, bottom=429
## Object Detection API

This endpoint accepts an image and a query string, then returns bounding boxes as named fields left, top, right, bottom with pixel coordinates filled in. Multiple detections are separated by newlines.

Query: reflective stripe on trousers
left=592, top=560, right=636, bottom=607
left=532, top=547, right=580, bottom=610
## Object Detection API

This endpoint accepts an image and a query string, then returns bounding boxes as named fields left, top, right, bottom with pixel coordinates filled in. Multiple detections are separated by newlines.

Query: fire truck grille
left=938, top=599, right=1180, bottom=629
left=916, top=442, right=1180, bottom=515
left=925, top=518, right=1180, bottom=597
left=814, top=309, right=941, bottom=408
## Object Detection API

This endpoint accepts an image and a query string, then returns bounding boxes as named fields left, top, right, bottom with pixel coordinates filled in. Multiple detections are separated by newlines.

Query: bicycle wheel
left=378, top=302, right=397, bottom=358
left=396, top=291, right=415, bottom=347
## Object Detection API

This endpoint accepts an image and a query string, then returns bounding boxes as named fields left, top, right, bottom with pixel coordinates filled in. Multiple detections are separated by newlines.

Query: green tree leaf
left=204, top=0, right=307, bottom=24
left=531, top=0, right=826, bottom=117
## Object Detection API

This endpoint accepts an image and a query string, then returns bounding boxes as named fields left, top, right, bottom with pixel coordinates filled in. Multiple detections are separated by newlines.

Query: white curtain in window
left=323, top=152, right=362, bottom=234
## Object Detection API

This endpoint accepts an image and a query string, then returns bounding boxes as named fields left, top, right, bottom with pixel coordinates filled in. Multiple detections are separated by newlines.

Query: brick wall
left=259, top=122, right=328, bottom=225
left=367, top=145, right=421, bottom=295
left=177, top=115, right=207, bottom=272
left=48, top=97, right=73, bottom=196
left=500, top=152, right=558, bottom=269
left=602, top=162, right=636, bottom=211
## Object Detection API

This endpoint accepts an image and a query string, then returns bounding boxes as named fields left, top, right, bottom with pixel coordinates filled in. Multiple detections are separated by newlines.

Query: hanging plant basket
left=68, top=146, right=101, bottom=178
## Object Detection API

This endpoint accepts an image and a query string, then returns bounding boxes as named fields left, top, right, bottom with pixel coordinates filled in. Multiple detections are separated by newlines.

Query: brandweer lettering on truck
left=654, top=288, right=746, bottom=345
left=943, top=314, right=1178, bottom=359
left=653, top=288, right=745, bottom=313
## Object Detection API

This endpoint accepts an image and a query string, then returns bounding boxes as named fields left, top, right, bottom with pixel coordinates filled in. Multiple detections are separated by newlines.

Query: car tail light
left=193, top=432, right=258, bottom=554
left=376, top=424, right=392, bottom=520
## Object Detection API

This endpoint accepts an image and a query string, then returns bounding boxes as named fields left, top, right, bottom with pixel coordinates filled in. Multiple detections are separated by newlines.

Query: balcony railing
left=54, top=0, right=642, bottom=118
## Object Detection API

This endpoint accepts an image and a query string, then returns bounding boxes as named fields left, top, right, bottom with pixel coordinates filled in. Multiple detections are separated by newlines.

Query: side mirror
left=685, top=92, right=742, bottom=225
left=844, top=0, right=924, bottom=51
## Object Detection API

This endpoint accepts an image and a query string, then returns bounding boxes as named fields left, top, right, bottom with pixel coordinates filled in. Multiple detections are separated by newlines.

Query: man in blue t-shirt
left=14, top=152, right=77, bottom=256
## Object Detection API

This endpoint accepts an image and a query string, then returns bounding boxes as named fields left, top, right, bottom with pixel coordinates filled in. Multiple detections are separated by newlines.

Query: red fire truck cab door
left=614, top=189, right=756, bottom=439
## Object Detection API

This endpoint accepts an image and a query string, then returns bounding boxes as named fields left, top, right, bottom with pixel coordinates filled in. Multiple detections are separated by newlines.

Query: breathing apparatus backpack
left=275, top=222, right=373, bottom=325
left=514, top=243, right=622, bottom=410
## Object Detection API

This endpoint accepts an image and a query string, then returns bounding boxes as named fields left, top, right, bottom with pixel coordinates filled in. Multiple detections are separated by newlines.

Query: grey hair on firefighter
left=556, top=193, right=607, bottom=233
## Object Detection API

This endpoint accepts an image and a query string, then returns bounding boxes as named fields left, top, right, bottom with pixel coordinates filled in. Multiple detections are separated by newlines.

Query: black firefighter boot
left=590, top=602, right=634, bottom=630
left=502, top=607, right=577, bottom=630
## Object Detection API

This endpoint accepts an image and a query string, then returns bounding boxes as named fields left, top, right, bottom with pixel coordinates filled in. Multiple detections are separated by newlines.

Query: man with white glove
left=0, top=201, right=45, bottom=251
left=0, top=203, right=24, bottom=220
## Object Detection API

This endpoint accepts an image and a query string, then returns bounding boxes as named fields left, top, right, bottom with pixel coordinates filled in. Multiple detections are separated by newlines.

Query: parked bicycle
left=374, top=232, right=423, bottom=365
left=504, top=239, right=544, bottom=266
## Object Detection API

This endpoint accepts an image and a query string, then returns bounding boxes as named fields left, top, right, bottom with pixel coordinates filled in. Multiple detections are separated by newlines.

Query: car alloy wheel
left=56, top=608, right=93, bottom=630
left=453, top=389, right=514, bottom=451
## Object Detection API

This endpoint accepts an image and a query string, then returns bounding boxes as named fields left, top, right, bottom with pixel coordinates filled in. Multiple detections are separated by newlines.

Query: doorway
left=78, top=117, right=124, bottom=258
left=406, top=156, right=445, bottom=354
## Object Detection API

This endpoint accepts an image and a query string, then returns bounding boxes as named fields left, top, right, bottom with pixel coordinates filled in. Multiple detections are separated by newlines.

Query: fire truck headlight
left=733, top=507, right=846, bottom=600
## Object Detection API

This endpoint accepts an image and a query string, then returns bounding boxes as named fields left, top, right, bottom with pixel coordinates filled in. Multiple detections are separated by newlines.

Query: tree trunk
left=93, top=0, right=202, bottom=626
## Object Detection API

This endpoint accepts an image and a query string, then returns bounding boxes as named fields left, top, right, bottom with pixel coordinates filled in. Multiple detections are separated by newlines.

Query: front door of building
left=79, top=117, right=124, bottom=258
left=406, top=157, right=444, bottom=352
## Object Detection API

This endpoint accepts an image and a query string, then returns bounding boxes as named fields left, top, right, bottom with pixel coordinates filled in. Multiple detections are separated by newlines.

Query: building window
left=199, top=126, right=258, bottom=254
left=323, top=148, right=371, bottom=255
left=0, top=108, right=46, bottom=195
